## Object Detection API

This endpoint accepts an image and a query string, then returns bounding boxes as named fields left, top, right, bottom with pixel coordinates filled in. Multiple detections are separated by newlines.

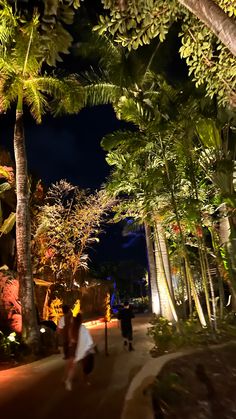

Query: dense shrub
left=0, top=330, right=22, bottom=362
left=148, top=315, right=236, bottom=356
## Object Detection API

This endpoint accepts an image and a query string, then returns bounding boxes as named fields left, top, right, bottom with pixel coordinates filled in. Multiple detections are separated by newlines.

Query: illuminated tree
left=0, top=165, right=15, bottom=237
left=33, top=181, right=114, bottom=289
left=0, top=1, right=84, bottom=350
left=95, top=1, right=236, bottom=107
left=100, top=0, right=236, bottom=55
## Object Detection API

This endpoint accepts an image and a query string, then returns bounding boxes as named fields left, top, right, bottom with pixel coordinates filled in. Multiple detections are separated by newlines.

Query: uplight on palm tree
left=0, top=2, right=84, bottom=349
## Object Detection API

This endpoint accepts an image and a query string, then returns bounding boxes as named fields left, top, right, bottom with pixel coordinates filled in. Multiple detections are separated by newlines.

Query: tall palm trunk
left=178, top=0, right=236, bottom=56
left=144, top=222, right=160, bottom=314
left=209, top=224, right=229, bottom=317
left=160, top=147, right=206, bottom=327
left=14, top=108, right=40, bottom=350
left=153, top=221, right=178, bottom=322
left=219, top=203, right=236, bottom=310
left=182, top=258, right=192, bottom=317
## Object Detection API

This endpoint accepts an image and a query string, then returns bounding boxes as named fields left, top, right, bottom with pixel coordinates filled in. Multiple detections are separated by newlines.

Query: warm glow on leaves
left=44, top=248, right=55, bottom=260
left=72, top=299, right=81, bottom=317
left=33, top=181, right=114, bottom=286
left=0, top=272, right=22, bottom=333
left=196, top=225, right=203, bottom=238
left=0, top=165, right=14, bottom=184
left=48, top=297, right=63, bottom=324
left=172, top=224, right=181, bottom=234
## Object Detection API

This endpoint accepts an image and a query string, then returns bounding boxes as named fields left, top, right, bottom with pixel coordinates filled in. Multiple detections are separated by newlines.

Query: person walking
left=65, top=313, right=95, bottom=391
left=57, top=304, right=72, bottom=360
left=118, top=301, right=135, bottom=351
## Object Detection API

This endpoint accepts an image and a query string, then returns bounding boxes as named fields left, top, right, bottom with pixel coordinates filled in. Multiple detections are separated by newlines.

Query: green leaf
left=0, top=212, right=16, bottom=235
left=196, top=119, right=222, bottom=150
left=0, top=182, right=11, bottom=195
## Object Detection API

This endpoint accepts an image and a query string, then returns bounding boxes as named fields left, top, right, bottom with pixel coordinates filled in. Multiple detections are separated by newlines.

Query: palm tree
left=196, top=116, right=236, bottom=309
left=101, top=84, right=212, bottom=326
left=0, top=3, right=83, bottom=350
left=144, top=223, right=160, bottom=315
left=75, top=32, right=229, bottom=326
left=103, top=127, right=178, bottom=321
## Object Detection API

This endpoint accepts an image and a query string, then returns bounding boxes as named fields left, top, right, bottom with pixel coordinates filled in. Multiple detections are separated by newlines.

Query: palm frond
left=0, top=73, right=21, bottom=111
left=24, top=80, right=48, bottom=123
left=115, top=96, right=152, bottom=127
left=74, top=31, right=122, bottom=69
left=101, top=130, right=143, bottom=151
left=83, top=83, right=122, bottom=108
left=31, top=75, right=85, bottom=116
left=0, top=1, right=17, bottom=48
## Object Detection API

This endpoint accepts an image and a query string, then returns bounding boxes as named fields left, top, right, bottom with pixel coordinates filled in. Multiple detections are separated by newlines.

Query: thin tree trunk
left=144, top=222, right=160, bottom=315
left=155, top=222, right=174, bottom=299
left=154, top=221, right=178, bottom=322
left=184, top=256, right=207, bottom=327
left=204, top=253, right=217, bottom=330
left=179, top=263, right=187, bottom=318
left=182, top=258, right=192, bottom=317
left=178, top=0, right=236, bottom=56
left=209, top=223, right=236, bottom=312
left=161, top=150, right=206, bottom=327
left=219, top=203, right=236, bottom=309
left=14, top=109, right=40, bottom=351
left=198, top=246, right=212, bottom=325
left=219, top=203, right=231, bottom=245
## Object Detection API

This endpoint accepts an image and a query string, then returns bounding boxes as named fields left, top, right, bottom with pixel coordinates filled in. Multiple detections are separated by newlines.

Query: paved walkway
left=0, top=314, right=153, bottom=419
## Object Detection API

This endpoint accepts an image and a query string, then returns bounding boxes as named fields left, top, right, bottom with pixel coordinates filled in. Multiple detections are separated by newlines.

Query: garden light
left=7, top=332, right=16, bottom=342
left=40, top=327, right=46, bottom=333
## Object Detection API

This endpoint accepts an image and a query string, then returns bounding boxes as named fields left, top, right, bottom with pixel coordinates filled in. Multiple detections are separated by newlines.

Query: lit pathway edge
left=121, top=341, right=236, bottom=419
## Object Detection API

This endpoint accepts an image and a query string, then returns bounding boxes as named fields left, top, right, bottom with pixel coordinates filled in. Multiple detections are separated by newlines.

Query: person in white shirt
left=64, top=313, right=95, bottom=391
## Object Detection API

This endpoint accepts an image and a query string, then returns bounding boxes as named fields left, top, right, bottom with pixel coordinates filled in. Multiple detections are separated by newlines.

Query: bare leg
left=65, top=358, right=76, bottom=390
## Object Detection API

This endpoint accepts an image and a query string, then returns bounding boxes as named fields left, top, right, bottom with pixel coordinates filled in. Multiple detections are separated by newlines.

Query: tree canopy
left=94, top=0, right=236, bottom=108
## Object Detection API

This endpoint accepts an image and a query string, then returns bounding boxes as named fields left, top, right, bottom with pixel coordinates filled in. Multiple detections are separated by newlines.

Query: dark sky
left=1, top=105, right=121, bottom=188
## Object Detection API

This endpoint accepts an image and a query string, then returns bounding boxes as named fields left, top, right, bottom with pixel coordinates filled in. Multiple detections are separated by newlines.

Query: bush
left=148, top=315, right=236, bottom=356
left=0, top=330, right=20, bottom=361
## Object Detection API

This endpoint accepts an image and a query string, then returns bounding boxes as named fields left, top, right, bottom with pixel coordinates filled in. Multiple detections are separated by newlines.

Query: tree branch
left=179, top=0, right=236, bottom=56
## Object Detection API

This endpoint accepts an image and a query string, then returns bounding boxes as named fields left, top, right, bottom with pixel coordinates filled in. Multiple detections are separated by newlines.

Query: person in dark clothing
left=57, top=304, right=72, bottom=360
left=118, top=301, right=135, bottom=351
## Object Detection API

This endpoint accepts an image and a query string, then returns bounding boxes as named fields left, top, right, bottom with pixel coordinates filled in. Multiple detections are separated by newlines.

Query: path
left=0, top=314, right=153, bottom=419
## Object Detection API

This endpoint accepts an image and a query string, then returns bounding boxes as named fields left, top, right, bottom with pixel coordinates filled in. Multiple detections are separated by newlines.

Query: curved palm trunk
left=144, top=222, right=160, bottom=314
left=14, top=110, right=40, bottom=350
left=178, top=0, right=236, bottom=56
left=154, top=221, right=178, bottom=322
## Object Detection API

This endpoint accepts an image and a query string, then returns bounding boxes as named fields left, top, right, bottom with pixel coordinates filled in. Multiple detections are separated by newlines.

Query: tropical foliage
left=101, top=73, right=236, bottom=329
left=33, top=180, right=114, bottom=288
left=0, top=0, right=84, bottom=350
left=0, top=164, right=15, bottom=237
left=95, top=0, right=236, bottom=107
